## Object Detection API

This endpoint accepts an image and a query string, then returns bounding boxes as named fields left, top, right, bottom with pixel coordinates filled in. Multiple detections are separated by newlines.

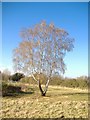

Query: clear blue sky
left=2, top=2, right=88, bottom=78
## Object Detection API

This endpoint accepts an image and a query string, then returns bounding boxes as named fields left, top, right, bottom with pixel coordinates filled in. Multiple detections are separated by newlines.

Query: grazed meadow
left=1, top=82, right=88, bottom=118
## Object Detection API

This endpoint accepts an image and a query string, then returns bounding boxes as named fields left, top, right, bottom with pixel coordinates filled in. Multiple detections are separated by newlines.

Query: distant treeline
left=1, top=72, right=88, bottom=89
left=21, top=75, right=88, bottom=89
left=1, top=72, right=88, bottom=97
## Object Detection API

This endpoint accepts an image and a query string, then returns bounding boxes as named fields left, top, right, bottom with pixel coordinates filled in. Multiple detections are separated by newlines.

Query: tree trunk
left=38, top=79, right=50, bottom=96
left=38, top=80, right=45, bottom=96
left=44, top=79, right=50, bottom=95
left=32, top=74, right=50, bottom=96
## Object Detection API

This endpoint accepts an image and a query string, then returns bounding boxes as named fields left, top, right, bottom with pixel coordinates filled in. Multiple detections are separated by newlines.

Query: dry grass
left=1, top=83, right=88, bottom=118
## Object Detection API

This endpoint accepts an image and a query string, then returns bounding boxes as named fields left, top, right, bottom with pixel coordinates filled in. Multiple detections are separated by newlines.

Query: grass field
left=1, top=83, right=88, bottom=118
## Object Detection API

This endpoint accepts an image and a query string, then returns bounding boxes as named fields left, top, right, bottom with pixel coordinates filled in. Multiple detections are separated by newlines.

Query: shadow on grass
left=2, top=86, right=34, bottom=98
left=60, top=92, right=88, bottom=96
left=4, top=91, right=34, bottom=97
left=46, top=92, right=88, bottom=98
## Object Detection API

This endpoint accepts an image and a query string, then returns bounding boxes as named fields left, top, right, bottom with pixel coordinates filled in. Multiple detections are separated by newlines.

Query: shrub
left=9, top=73, right=25, bottom=82
left=2, top=82, right=22, bottom=96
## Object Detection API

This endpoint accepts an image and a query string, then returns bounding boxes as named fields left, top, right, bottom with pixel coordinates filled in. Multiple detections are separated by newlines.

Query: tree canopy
left=13, top=21, right=74, bottom=96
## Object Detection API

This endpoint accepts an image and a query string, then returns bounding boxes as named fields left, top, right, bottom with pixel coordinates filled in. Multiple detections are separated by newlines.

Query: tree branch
left=31, top=74, right=38, bottom=83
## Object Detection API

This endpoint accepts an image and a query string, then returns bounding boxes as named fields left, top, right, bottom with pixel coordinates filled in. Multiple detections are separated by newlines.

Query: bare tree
left=13, top=21, right=74, bottom=96
left=2, top=69, right=11, bottom=81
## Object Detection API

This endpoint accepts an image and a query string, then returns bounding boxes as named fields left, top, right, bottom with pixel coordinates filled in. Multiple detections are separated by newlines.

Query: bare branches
left=13, top=21, right=74, bottom=75
left=13, top=21, right=74, bottom=96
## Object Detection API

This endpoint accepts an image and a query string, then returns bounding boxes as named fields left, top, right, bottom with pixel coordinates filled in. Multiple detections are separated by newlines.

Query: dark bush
left=2, top=82, right=22, bottom=96
left=9, top=73, right=25, bottom=82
